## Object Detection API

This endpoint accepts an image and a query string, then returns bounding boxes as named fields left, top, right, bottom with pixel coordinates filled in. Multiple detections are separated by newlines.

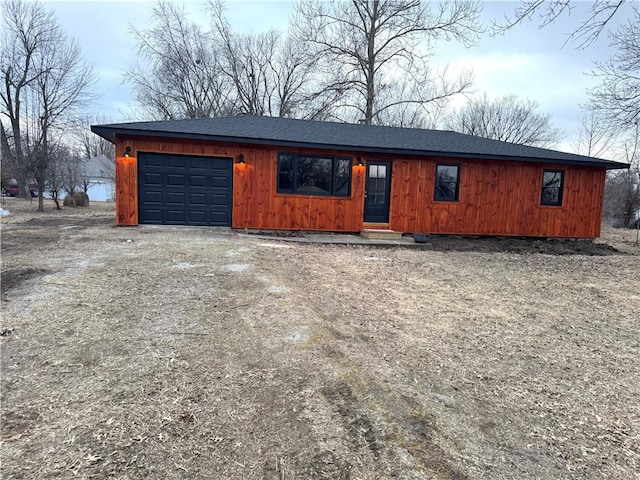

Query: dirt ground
left=1, top=198, right=639, bottom=479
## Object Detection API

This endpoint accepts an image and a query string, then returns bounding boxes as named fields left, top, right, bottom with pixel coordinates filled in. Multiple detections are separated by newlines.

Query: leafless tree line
left=1, top=0, right=637, bottom=222
left=0, top=0, right=91, bottom=202
left=603, top=126, right=640, bottom=228
left=577, top=111, right=640, bottom=228
left=126, top=0, right=485, bottom=125
left=446, top=94, right=561, bottom=147
left=0, top=0, right=112, bottom=210
left=572, top=4, right=640, bottom=228
left=126, top=0, right=634, bottom=145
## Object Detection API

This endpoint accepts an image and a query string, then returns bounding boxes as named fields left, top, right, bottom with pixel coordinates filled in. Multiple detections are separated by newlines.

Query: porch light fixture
left=357, top=156, right=363, bottom=166
left=124, top=146, right=132, bottom=157
left=237, top=153, right=245, bottom=164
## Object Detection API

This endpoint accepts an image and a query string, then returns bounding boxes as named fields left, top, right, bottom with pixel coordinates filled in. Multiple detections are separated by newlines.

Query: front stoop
left=360, top=229, right=403, bottom=240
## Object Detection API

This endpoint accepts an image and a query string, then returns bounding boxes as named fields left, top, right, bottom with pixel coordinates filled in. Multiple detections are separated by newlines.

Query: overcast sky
left=44, top=0, right=632, bottom=154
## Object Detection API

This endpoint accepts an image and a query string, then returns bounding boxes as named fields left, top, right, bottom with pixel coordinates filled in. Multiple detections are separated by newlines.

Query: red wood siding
left=115, top=136, right=605, bottom=238
left=115, top=155, right=137, bottom=226
left=388, top=158, right=605, bottom=238
left=115, top=137, right=365, bottom=231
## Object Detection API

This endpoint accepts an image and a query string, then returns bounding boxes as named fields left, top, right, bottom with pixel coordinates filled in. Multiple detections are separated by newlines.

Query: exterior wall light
left=237, top=153, right=245, bottom=164
left=357, top=156, right=363, bottom=166
left=124, top=146, right=132, bottom=157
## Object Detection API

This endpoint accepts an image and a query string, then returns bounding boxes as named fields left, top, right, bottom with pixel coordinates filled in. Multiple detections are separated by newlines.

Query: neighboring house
left=83, top=154, right=115, bottom=202
left=91, top=116, right=629, bottom=238
left=48, top=154, right=115, bottom=202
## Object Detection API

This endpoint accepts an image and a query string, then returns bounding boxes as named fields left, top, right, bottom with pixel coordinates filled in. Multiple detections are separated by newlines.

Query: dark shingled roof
left=91, top=115, right=629, bottom=169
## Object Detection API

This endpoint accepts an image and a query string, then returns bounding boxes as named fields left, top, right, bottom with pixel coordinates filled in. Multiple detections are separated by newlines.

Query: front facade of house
left=92, top=116, right=628, bottom=238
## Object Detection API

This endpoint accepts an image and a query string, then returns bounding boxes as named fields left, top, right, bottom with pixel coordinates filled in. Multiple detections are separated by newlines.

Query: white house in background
left=83, top=154, right=115, bottom=201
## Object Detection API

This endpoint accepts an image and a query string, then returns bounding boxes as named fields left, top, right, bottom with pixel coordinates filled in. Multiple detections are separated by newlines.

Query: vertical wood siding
left=115, top=155, right=137, bottom=225
left=388, top=158, right=605, bottom=238
left=115, top=137, right=365, bottom=231
left=115, top=136, right=606, bottom=237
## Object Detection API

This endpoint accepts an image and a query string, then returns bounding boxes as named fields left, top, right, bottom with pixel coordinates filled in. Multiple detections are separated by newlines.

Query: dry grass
left=1, top=199, right=639, bottom=479
left=0, top=196, right=115, bottom=225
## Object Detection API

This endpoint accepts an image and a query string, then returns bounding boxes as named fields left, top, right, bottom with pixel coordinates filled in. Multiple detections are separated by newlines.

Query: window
left=277, top=153, right=351, bottom=197
left=368, top=164, right=388, bottom=204
left=434, top=164, right=460, bottom=202
left=541, top=170, right=564, bottom=206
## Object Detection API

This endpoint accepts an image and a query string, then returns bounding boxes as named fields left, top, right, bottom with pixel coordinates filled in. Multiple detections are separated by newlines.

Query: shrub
left=63, top=192, right=90, bottom=207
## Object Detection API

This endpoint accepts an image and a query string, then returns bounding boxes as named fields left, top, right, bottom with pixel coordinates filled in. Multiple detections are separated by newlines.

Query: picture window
left=277, top=153, right=351, bottom=197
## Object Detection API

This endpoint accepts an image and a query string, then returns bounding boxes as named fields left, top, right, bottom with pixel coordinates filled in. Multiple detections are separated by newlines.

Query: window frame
left=540, top=169, right=565, bottom=207
left=277, top=153, right=352, bottom=197
left=433, top=163, right=461, bottom=202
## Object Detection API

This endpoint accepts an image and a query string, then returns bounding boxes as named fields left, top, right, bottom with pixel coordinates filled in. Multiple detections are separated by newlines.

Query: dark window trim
left=277, top=152, right=352, bottom=197
left=540, top=169, right=565, bottom=206
left=434, top=163, right=461, bottom=202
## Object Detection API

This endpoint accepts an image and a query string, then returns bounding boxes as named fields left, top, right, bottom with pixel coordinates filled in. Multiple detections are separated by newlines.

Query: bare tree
left=127, top=1, right=234, bottom=120
left=209, top=4, right=282, bottom=117
left=45, top=142, right=90, bottom=208
left=446, top=93, right=561, bottom=147
left=207, top=0, right=333, bottom=119
left=493, top=0, right=629, bottom=48
left=373, top=68, right=459, bottom=128
left=291, top=0, right=482, bottom=125
left=74, top=114, right=115, bottom=160
left=31, top=36, right=94, bottom=210
left=574, top=110, right=618, bottom=158
left=1, top=0, right=94, bottom=211
left=60, top=150, right=84, bottom=203
left=44, top=143, right=68, bottom=209
left=1, top=0, right=57, bottom=198
left=588, top=5, right=640, bottom=129
left=603, top=124, right=640, bottom=227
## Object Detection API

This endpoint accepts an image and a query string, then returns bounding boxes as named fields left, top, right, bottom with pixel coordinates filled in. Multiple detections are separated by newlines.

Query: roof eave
left=91, top=126, right=630, bottom=170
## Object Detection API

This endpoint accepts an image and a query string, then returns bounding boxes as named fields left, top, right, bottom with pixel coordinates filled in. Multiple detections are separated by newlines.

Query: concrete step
left=360, top=229, right=403, bottom=240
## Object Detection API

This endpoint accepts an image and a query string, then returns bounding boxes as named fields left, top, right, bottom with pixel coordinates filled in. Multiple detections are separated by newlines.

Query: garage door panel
left=142, top=191, right=163, bottom=203
left=144, top=156, right=163, bottom=168
left=138, top=152, right=232, bottom=226
left=167, top=192, right=185, bottom=205
left=210, top=212, right=230, bottom=224
left=143, top=209, right=163, bottom=223
left=189, top=211, right=208, bottom=223
left=144, top=173, right=163, bottom=185
left=210, top=177, right=230, bottom=188
left=189, top=157, right=209, bottom=169
left=166, top=209, right=187, bottom=222
left=167, top=174, right=185, bottom=186
left=190, top=175, right=207, bottom=187
left=210, top=193, right=230, bottom=204
left=190, top=193, right=207, bottom=205
left=168, top=156, right=185, bottom=168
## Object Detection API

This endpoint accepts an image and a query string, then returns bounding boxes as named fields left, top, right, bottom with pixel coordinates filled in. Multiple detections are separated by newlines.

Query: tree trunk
left=37, top=119, right=48, bottom=212
left=37, top=177, right=45, bottom=211
left=9, top=100, right=31, bottom=200
left=364, top=1, right=378, bottom=125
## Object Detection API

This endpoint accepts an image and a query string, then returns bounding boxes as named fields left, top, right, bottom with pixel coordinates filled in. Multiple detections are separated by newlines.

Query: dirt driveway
left=1, top=200, right=639, bottom=479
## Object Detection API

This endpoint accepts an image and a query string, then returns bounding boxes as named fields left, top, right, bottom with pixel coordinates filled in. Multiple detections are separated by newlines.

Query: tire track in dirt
left=250, top=243, right=468, bottom=479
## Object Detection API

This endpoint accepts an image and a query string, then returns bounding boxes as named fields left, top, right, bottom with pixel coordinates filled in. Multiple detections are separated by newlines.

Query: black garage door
left=138, top=152, right=233, bottom=226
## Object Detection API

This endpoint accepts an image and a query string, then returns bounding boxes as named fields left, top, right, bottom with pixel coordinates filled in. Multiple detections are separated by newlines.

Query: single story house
left=91, top=115, right=629, bottom=238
